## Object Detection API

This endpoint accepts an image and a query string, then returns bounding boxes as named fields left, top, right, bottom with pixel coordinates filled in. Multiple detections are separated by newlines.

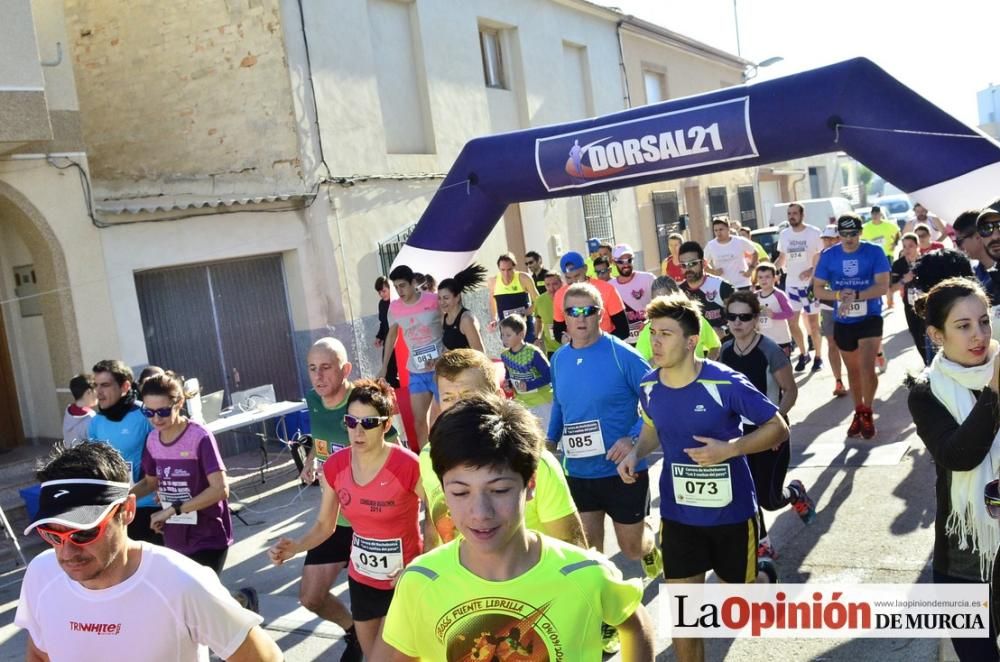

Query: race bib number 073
left=671, top=463, right=733, bottom=508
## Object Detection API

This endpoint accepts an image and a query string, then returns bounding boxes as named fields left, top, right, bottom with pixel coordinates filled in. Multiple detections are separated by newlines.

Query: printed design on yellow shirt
left=440, top=598, right=559, bottom=661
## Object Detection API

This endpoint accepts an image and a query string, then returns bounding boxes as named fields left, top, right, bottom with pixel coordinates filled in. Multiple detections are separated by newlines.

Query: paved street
left=0, top=307, right=955, bottom=661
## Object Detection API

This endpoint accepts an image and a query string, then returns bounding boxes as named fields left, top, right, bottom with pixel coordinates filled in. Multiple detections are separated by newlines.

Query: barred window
left=378, top=224, right=416, bottom=275
left=582, top=192, right=615, bottom=243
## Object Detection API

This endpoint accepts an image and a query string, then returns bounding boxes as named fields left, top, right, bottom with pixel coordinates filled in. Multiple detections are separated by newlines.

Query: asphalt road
left=0, top=307, right=955, bottom=661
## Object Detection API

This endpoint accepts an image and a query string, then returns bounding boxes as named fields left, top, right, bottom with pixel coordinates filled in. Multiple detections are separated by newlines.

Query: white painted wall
left=0, top=0, right=45, bottom=89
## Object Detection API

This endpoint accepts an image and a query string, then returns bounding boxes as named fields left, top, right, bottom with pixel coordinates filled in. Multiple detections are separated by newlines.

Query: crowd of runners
left=14, top=196, right=1000, bottom=661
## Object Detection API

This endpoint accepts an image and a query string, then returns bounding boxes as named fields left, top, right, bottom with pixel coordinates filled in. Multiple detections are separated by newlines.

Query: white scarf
left=928, top=342, right=1000, bottom=579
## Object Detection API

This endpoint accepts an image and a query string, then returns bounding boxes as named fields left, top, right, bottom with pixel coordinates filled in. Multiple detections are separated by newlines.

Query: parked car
left=768, top=197, right=854, bottom=230
left=751, top=226, right=781, bottom=262
left=854, top=206, right=873, bottom=222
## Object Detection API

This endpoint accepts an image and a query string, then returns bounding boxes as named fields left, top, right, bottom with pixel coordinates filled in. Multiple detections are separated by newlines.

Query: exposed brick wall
left=64, top=0, right=303, bottom=197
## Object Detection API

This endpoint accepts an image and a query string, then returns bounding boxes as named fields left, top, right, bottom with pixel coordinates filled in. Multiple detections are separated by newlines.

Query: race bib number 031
left=560, top=420, right=605, bottom=459
left=671, top=463, right=733, bottom=508
left=351, top=535, right=403, bottom=581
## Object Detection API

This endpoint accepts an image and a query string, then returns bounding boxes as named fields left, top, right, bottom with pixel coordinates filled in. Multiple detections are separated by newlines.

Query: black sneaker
left=794, top=354, right=810, bottom=372
left=341, top=625, right=363, bottom=662
left=811, top=357, right=824, bottom=372
left=236, top=587, right=259, bottom=614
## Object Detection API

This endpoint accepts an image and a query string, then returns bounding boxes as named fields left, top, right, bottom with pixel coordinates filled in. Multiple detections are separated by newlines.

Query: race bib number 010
left=560, top=420, right=605, bottom=459
left=351, top=535, right=403, bottom=581
left=671, top=463, right=733, bottom=508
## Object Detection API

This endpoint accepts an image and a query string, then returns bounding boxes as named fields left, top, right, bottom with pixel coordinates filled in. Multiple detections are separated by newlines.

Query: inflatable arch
left=392, top=57, right=1000, bottom=278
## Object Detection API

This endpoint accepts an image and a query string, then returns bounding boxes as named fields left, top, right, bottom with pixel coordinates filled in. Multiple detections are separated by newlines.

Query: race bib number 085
left=560, top=420, right=605, bottom=459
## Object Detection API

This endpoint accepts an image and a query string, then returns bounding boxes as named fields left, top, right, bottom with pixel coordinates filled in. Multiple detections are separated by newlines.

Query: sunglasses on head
left=343, top=414, right=389, bottom=430
left=565, top=305, right=600, bottom=318
left=838, top=230, right=860, bottom=238
left=726, top=312, right=755, bottom=322
left=680, top=259, right=702, bottom=269
left=978, top=220, right=1000, bottom=238
left=615, top=257, right=633, bottom=265
left=141, top=406, right=174, bottom=419
left=36, top=504, right=122, bottom=547
left=986, top=480, right=1000, bottom=519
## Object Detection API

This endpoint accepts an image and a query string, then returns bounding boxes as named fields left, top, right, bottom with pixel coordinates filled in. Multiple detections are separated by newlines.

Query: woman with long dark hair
left=438, top=264, right=487, bottom=352
left=907, top=277, right=1000, bottom=661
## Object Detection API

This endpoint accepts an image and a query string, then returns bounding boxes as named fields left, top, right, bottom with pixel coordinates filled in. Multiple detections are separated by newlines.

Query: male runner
left=776, top=203, right=824, bottom=372
left=524, top=250, right=550, bottom=292
left=703, top=217, right=759, bottom=290
left=814, top=214, right=890, bottom=439
left=487, top=253, right=539, bottom=342
left=902, top=202, right=948, bottom=240
left=16, top=442, right=280, bottom=661
left=552, top=251, right=630, bottom=342
left=87, top=359, right=160, bottom=544
left=678, top=241, right=735, bottom=340
left=533, top=271, right=565, bottom=356
left=297, top=338, right=365, bottom=660
left=428, top=348, right=585, bottom=549
left=378, top=265, right=444, bottom=448
left=610, top=243, right=657, bottom=346
left=546, top=283, right=662, bottom=580
left=377, top=396, right=654, bottom=661
left=818, top=225, right=848, bottom=397
left=618, top=293, right=788, bottom=662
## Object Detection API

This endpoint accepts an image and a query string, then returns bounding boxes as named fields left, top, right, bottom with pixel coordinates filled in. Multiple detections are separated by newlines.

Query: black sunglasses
left=986, top=480, right=1000, bottom=519
left=838, top=230, right=860, bottom=238
left=726, top=312, right=755, bottom=322
left=565, top=305, right=600, bottom=318
left=343, top=414, right=389, bottom=430
left=142, top=406, right=174, bottom=419
left=956, top=233, right=975, bottom=249
left=978, top=221, right=1000, bottom=238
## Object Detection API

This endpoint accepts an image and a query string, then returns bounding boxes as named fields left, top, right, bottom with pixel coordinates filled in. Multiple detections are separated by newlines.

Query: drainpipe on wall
left=616, top=21, right=632, bottom=109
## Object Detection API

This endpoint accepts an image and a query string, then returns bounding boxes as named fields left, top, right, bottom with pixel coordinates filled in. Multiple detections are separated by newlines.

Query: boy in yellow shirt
left=376, top=396, right=654, bottom=661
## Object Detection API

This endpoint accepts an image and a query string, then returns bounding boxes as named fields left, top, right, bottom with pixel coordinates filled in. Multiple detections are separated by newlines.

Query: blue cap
left=560, top=251, right=586, bottom=273
left=586, top=238, right=601, bottom=254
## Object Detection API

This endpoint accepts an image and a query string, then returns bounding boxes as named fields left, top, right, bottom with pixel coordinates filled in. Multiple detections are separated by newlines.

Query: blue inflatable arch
left=393, top=57, right=1000, bottom=277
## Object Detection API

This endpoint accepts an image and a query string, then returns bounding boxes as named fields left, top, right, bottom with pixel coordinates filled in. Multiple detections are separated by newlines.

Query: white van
left=767, top=197, right=854, bottom=230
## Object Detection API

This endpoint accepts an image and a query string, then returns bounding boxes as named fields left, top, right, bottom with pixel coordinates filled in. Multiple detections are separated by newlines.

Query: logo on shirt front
left=694, top=405, right=707, bottom=412
left=437, top=598, right=560, bottom=660
left=69, top=621, right=121, bottom=636
left=843, top=260, right=859, bottom=277
left=337, top=488, right=352, bottom=506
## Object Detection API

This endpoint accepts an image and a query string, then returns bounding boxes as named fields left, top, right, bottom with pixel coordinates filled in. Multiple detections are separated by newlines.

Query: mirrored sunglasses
left=978, top=221, right=1000, bottom=238
left=615, top=257, right=633, bottom=265
left=986, top=479, right=1000, bottom=519
left=36, top=504, right=121, bottom=547
left=680, top=259, right=702, bottom=269
left=565, top=305, right=600, bottom=318
left=343, top=414, right=389, bottom=430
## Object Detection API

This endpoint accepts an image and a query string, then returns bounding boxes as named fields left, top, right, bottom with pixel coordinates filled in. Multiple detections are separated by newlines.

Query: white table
left=207, top=400, right=307, bottom=483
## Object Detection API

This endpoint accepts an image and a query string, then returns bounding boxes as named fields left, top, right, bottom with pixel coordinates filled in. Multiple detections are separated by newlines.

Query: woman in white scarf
left=907, top=276, right=1000, bottom=662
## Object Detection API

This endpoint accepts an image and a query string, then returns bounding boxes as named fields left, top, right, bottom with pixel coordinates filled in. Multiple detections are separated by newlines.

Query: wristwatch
left=171, top=501, right=184, bottom=517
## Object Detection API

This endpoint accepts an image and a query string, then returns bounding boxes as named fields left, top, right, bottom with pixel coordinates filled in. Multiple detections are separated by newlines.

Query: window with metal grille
left=378, top=224, right=416, bottom=275
left=708, top=186, right=729, bottom=218
left=737, top=185, right=757, bottom=228
left=582, top=192, right=615, bottom=243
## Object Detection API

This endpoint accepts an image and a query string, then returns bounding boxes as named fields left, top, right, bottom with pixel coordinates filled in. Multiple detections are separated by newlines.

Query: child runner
left=62, top=373, right=97, bottom=447
left=499, top=314, right=554, bottom=430
left=269, top=380, right=423, bottom=658
left=753, top=262, right=796, bottom=357
left=376, top=395, right=655, bottom=661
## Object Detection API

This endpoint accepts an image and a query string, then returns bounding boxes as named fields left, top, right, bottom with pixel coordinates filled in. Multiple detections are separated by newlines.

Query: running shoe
left=236, top=587, right=259, bottom=614
left=757, top=535, right=778, bottom=561
left=757, top=556, right=779, bottom=583
left=787, top=479, right=817, bottom=524
left=341, top=625, right=363, bottom=662
left=832, top=379, right=848, bottom=397
left=860, top=407, right=876, bottom=440
left=847, top=407, right=863, bottom=438
left=641, top=545, right=663, bottom=581
left=601, top=623, right=621, bottom=654
left=811, top=356, right=824, bottom=372
left=876, top=352, right=887, bottom=374
left=794, top=353, right=811, bottom=372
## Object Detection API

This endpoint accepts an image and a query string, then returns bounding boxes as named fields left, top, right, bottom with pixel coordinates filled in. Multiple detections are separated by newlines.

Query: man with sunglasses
left=678, top=240, right=735, bottom=341
left=813, top=214, right=891, bottom=439
left=523, top=250, right=550, bottom=292
left=953, top=209, right=995, bottom=291
left=87, top=359, right=160, bottom=544
left=16, top=442, right=281, bottom=661
left=976, top=200, right=1000, bottom=342
left=546, top=283, right=663, bottom=599
left=610, top=244, right=656, bottom=346
left=551, top=250, right=630, bottom=342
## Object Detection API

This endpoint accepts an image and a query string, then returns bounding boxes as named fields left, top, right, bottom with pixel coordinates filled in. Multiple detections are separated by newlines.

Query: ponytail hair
left=438, top=263, right=488, bottom=298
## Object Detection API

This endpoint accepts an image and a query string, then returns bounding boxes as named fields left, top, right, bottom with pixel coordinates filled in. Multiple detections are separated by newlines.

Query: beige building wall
left=63, top=0, right=304, bottom=198
left=0, top=0, right=52, bottom=145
